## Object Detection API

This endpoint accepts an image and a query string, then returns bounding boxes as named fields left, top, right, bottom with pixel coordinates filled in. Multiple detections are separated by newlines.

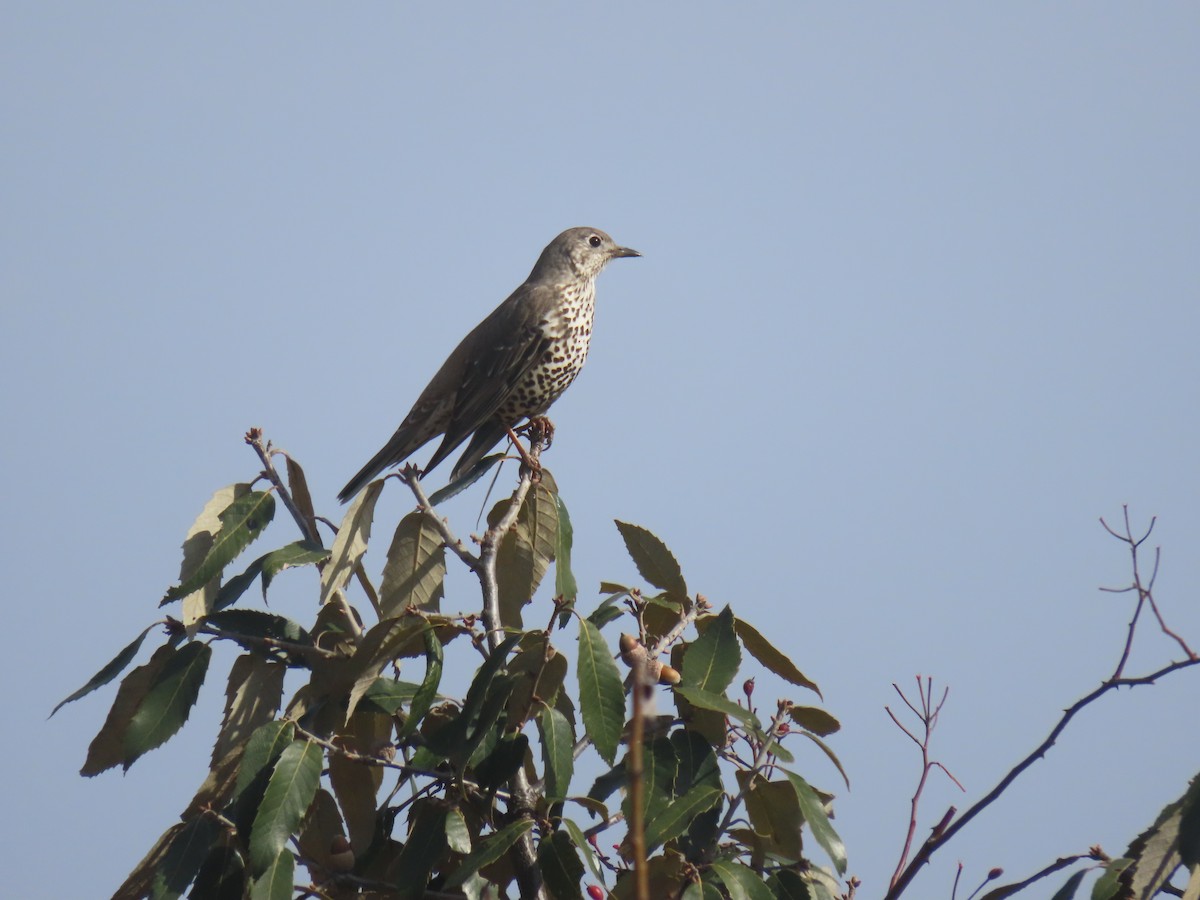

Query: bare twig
left=245, top=428, right=323, bottom=549
left=885, top=656, right=1200, bottom=899
left=887, top=677, right=964, bottom=892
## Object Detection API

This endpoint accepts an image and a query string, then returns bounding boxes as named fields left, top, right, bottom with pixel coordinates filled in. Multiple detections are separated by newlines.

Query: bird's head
left=534, top=227, right=641, bottom=282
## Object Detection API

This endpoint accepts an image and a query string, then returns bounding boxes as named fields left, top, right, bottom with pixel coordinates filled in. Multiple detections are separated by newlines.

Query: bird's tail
left=337, top=428, right=427, bottom=503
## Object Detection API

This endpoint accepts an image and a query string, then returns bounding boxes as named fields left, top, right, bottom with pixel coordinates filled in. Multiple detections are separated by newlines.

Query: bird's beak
left=613, top=246, right=642, bottom=259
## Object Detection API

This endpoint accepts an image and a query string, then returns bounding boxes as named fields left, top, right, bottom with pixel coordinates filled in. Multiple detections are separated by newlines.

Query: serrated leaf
left=329, top=711, right=388, bottom=857
left=539, top=830, right=585, bottom=899
left=320, top=480, right=384, bottom=606
left=587, top=594, right=625, bottom=629
left=234, top=720, right=296, bottom=800
left=783, top=770, right=847, bottom=875
left=386, top=804, right=449, bottom=895
left=396, top=625, right=444, bottom=740
left=380, top=511, right=447, bottom=617
left=249, top=850, right=293, bottom=900
left=643, top=785, right=722, bottom=851
left=358, top=678, right=423, bottom=716
left=445, top=820, right=534, bottom=888
left=163, top=491, right=275, bottom=604
left=1092, top=858, right=1133, bottom=900
left=492, top=482, right=559, bottom=628
left=249, top=739, right=323, bottom=875
left=733, top=617, right=820, bottom=696
left=685, top=606, right=741, bottom=694
left=562, top=818, right=604, bottom=883
left=212, top=542, right=327, bottom=609
left=52, top=624, right=156, bottom=717
left=211, top=654, right=286, bottom=766
left=555, top=493, right=578, bottom=604
left=789, top=706, right=840, bottom=737
left=539, top=703, right=575, bottom=799
left=169, top=484, right=250, bottom=620
left=150, top=814, right=220, bottom=899
left=260, top=541, right=329, bottom=594
left=123, top=642, right=212, bottom=768
left=205, top=609, right=312, bottom=650
left=673, top=684, right=761, bottom=730
left=710, top=860, right=775, bottom=900
left=295, top=788, right=345, bottom=878
left=577, top=618, right=626, bottom=765
left=190, top=839, right=246, bottom=900
left=344, top=615, right=426, bottom=720
left=614, top=520, right=687, bottom=599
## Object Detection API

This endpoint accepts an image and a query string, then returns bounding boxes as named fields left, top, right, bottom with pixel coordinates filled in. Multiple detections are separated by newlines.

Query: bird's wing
left=421, top=286, right=553, bottom=474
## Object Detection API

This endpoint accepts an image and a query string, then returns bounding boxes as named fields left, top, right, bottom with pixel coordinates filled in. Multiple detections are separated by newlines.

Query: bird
left=338, top=226, right=640, bottom=502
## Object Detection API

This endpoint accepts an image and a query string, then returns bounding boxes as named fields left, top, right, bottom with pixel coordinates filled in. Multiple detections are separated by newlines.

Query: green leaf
left=150, top=814, right=220, bottom=899
left=799, top=730, right=850, bottom=790
left=51, top=624, right=156, bottom=717
left=788, top=705, right=840, bottom=737
left=683, top=880, right=725, bottom=900
left=577, top=618, right=626, bottom=765
left=684, top=606, right=741, bottom=694
left=169, top=483, right=250, bottom=615
left=710, top=860, right=775, bottom=900
left=389, top=802, right=450, bottom=895
left=1048, top=870, right=1087, bottom=900
left=344, top=615, right=426, bottom=720
left=446, top=808, right=472, bottom=855
left=397, top=625, right=444, bottom=740
left=539, top=703, right=576, bottom=799
left=163, top=491, right=276, bottom=603
left=358, top=678, right=423, bottom=716
left=319, top=480, right=384, bottom=606
left=213, top=557, right=265, bottom=611
left=260, top=541, right=329, bottom=594
left=424, top=633, right=520, bottom=761
left=475, top=732, right=529, bottom=790
left=249, top=849, right=293, bottom=900
left=782, top=770, right=847, bottom=875
left=562, top=818, right=604, bottom=884
left=205, top=609, right=312, bottom=649
left=614, top=520, right=687, bottom=599
left=1091, top=858, right=1132, bottom=900
left=427, top=452, right=506, bottom=505
left=767, top=869, right=821, bottom=899
left=555, top=493, right=578, bottom=604
left=249, top=739, right=323, bottom=875
left=284, top=455, right=318, bottom=538
left=493, top=482, right=559, bottom=628
left=673, top=684, right=761, bottom=730
left=733, top=617, right=821, bottom=696
left=234, top=721, right=296, bottom=799
left=739, top=772, right=803, bottom=862
left=211, top=653, right=287, bottom=767
left=538, top=830, right=585, bottom=900
left=380, top=511, right=447, bottom=617
left=643, top=785, right=722, bottom=851
left=587, top=594, right=625, bottom=629
left=445, top=820, right=534, bottom=888
left=123, top=642, right=212, bottom=768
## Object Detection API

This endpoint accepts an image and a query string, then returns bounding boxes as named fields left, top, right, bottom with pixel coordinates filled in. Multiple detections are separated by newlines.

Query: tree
left=56, top=430, right=1200, bottom=899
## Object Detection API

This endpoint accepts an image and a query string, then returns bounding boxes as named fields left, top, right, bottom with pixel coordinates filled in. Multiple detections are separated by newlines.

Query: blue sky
left=4, top=4, right=1199, bottom=898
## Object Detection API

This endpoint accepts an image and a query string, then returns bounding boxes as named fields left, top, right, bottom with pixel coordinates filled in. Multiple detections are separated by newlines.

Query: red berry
left=587, top=886, right=605, bottom=899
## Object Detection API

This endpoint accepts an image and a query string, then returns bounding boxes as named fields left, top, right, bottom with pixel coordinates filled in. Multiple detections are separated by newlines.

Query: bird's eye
left=588, top=235, right=602, bottom=248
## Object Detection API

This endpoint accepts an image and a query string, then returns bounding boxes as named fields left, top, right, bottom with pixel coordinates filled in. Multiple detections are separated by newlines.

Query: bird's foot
left=520, top=416, right=555, bottom=451
left=505, top=424, right=544, bottom=481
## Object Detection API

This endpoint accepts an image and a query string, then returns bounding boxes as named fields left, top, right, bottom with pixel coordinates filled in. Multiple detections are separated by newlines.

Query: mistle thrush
left=338, top=227, right=640, bottom=501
